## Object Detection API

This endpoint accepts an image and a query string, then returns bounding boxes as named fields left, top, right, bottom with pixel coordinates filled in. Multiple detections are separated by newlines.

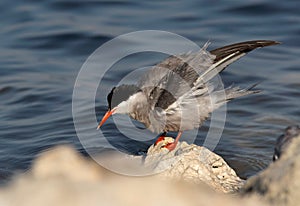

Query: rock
left=145, top=137, right=245, bottom=193
left=242, top=128, right=300, bottom=206
left=3, top=127, right=300, bottom=206
left=32, top=145, right=103, bottom=182
left=0, top=145, right=266, bottom=206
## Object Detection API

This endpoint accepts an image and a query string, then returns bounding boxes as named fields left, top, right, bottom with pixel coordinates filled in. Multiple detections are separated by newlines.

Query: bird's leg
left=164, top=132, right=182, bottom=151
left=154, top=132, right=167, bottom=146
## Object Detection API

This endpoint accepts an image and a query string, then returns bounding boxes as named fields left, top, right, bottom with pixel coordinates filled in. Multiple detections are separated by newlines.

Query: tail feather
left=213, top=83, right=260, bottom=108
left=224, top=85, right=260, bottom=101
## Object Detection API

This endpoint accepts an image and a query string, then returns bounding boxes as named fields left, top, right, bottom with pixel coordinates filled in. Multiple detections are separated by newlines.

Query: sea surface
left=0, top=0, right=299, bottom=182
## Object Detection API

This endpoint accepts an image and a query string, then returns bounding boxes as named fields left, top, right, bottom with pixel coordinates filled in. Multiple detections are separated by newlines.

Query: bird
left=273, top=125, right=300, bottom=161
left=97, top=40, right=279, bottom=151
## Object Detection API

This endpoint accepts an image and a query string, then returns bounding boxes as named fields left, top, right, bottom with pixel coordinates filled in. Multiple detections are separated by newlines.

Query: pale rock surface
left=0, top=145, right=266, bottom=206
left=2, top=128, right=299, bottom=206
left=145, top=137, right=245, bottom=193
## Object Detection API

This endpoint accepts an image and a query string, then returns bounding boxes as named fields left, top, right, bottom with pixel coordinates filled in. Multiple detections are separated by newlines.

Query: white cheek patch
left=115, top=92, right=145, bottom=114
left=116, top=101, right=129, bottom=114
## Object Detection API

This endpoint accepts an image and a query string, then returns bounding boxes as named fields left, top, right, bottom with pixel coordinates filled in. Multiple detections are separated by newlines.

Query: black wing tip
left=209, top=40, right=280, bottom=64
left=210, top=40, right=281, bottom=52
left=248, top=40, right=281, bottom=47
left=232, top=40, right=281, bottom=51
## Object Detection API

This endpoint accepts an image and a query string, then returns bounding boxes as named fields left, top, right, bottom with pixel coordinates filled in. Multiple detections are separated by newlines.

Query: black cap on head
left=107, top=84, right=141, bottom=110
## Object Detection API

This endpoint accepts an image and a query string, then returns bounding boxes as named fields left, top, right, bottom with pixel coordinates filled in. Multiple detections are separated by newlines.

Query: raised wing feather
left=138, top=40, right=279, bottom=113
left=138, top=44, right=214, bottom=110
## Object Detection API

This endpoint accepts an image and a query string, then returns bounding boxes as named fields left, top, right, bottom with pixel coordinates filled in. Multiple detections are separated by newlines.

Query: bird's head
left=97, top=84, right=142, bottom=129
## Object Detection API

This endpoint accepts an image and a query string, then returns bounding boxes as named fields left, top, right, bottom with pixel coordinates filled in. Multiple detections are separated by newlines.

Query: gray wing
left=138, top=40, right=279, bottom=111
left=138, top=44, right=215, bottom=110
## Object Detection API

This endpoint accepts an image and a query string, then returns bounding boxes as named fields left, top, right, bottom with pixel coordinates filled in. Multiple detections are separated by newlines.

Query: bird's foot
left=154, top=132, right=182, bottom=151
left=154, top=135, right=166, bottom=146
left=163, top=142, right=177, bottom=151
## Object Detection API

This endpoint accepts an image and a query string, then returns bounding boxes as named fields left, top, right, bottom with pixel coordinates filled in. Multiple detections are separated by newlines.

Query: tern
left=97, top=40, right=279, bottom=151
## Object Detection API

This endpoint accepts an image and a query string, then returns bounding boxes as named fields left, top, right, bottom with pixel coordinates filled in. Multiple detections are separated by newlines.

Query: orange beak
left=97, top=108, right=116, bottom=130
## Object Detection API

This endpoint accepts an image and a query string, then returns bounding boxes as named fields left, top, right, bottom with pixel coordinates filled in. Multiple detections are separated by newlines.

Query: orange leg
left=154, top=132, right=167, bottom=145
left=164, top=132, right=182, bottom=151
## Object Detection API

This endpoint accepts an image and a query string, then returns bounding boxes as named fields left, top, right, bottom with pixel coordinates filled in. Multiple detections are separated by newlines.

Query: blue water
left=0, top=0, right=299, bottom=181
